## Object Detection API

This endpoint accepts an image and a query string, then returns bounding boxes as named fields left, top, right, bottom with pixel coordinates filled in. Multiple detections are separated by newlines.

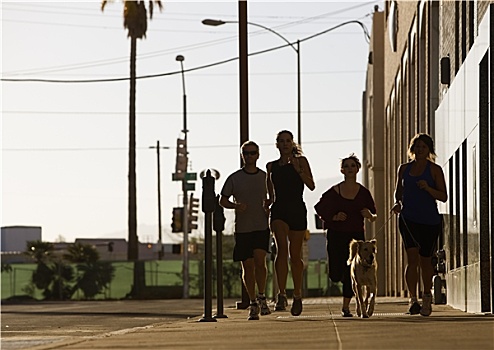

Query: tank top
left=270, top=160, right=304, bottom=203
left=401, top=161, right=441, bottom=225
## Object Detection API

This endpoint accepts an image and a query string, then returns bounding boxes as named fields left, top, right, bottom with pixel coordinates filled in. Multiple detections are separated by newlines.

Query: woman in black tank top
left=265, top=130, right=315, bottom=316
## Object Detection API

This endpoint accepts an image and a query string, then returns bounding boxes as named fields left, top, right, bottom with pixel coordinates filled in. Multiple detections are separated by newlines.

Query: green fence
left=1, top=259, right=340, bottom=301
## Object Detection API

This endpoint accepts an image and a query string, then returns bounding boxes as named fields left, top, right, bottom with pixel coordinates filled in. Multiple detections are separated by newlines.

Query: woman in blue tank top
left=265, top=130, right=315, bottom=316
left=392, top=134, right=447, bottom=317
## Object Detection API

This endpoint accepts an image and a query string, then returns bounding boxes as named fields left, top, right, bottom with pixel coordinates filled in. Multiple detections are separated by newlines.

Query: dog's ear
left=370, top=239, right=377, bottom=253
left=347, top=239, right=358, bottom=265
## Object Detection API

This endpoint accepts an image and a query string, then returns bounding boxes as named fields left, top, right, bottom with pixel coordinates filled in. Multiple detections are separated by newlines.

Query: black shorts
left=399, top=216, right=441, bottom=257
left=270, top=202, right=307, bottom=231
left=233, top=229, right=271, bottom=262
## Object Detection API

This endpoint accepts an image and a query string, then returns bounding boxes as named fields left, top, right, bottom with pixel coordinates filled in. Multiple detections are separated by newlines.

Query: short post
left=213, top=195, right=227, bottom=318
left=198, top=170, right=217, bottom=322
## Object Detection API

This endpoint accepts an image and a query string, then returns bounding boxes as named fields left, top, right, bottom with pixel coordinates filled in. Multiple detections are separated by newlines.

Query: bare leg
left=272, top=220, right=289, bottom=294
left=420, top=256, right=434, bottom=293
left=241, top=258, right=256, bottom=300
left=288, top=229, right=305, bottom=297
left=253, top=249, right=268, bottom=294
left=343, top=297, right=352, bottom=310
left=405, top=248, right=420, bottom=298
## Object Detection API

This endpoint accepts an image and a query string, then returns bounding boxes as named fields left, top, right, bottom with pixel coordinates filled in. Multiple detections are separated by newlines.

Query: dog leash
left=371, top=211, right=421, bottom=249
left=371, top=211, right=394, bottom=239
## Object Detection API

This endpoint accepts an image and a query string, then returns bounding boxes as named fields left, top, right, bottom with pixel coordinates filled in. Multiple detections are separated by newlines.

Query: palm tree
left=24, top=240, right=74, bottom=300
left=64, top=243, right=115, bottom=299
left=101, top=1, right=163, bottom=261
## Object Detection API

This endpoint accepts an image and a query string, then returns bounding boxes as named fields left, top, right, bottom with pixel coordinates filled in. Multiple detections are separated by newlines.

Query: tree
left=24, top=240, right=74, bottom=300
left=64, top=243, right=115, bottom=299
left=101, top=0, right=163, bottom=261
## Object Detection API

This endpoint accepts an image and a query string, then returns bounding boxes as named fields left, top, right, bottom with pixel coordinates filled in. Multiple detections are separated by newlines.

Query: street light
left=202, top=19, right=302, bottom=145
left=148, top=140, right=169, bottom=260
left=176, top=54, right=190, bottom=298
left=203, top=19, right=371, bottom=146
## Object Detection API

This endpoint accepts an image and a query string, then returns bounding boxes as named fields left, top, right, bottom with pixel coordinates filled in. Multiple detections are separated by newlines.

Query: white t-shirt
left=220, top=168, right=269, bottom=233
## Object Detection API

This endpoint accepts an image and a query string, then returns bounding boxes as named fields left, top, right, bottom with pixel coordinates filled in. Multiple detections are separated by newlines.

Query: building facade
left=363, top=0, right=493, bottom=313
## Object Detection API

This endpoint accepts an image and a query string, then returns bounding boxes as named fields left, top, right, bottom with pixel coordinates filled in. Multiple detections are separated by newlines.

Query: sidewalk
left=30, top=297, right=493, bottom=350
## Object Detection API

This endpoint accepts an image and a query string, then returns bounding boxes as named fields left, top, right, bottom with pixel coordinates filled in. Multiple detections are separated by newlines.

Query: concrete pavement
left=17, top=297, right=494, bottom=350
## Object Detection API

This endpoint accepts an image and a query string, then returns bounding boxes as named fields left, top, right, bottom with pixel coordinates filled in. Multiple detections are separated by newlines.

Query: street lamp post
left=149, top=141, right=169, bottom=260
left=176, top=54, right=190, bottom=298
left=202, top=18, right=302, bottom=145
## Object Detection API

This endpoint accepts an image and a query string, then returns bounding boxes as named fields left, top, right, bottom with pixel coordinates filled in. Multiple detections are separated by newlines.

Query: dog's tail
left=347, top=239, right=359, bottom=265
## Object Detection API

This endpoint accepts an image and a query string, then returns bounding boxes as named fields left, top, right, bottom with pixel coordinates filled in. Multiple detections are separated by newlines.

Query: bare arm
left=293, top=156, right=315, bottom=191
left=424, top=164, right=448, bottom=202
left=264, top=162, right=274, bottom=211
left=392, top=164, right=406, bottom=214
left=220, top=195, right=247, bottom=212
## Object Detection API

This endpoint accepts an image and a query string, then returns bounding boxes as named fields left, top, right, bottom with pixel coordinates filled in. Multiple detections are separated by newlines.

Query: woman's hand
left=333, top=212, right=347, bottom=221
left=391, top=202, right=401, bottom=214
left=361, top=208, right=376, bottom=221
left=417, top=180, right=430, bottom=191
left=263, top=198, right=272, bottom=212
left=290, top=156, right=303, bottom=173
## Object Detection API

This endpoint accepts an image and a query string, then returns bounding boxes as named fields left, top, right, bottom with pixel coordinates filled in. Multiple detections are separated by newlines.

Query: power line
left=2, top=110, right=361, bottom=116
left=2, top=138, right=362, bottom=152
left=1, top=19, right=371, bottom=83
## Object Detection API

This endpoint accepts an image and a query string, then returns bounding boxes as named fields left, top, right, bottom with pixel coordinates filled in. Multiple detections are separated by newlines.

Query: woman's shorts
left=270, top=201, right=307, bottom=231
left=398, top=216, right=441, bottom=257
left=233, top=229, right=271, bottom=262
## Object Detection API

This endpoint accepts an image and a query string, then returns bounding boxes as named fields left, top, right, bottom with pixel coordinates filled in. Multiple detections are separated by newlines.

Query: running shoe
left=291, top=297, right=303, bottom=316
left=258, top=296, right=271, bottom=315
left=420, top=293, right=432, bottom=316
left=341, top=308, right=353, bottom=317
left=275, top=293, right=288, bottom=311
left=407, top=297, right=421, bottom=315
left=248, top=302, right=260, bottom=320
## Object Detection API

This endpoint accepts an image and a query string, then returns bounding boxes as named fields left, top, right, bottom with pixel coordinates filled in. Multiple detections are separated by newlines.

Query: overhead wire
left=1, top=19, right=372, bottom=83
left=1, top=2, right=375, bottom=81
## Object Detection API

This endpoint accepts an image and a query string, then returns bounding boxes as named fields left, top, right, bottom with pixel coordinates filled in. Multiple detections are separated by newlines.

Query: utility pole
left=149, top=141, right=169, bottom=260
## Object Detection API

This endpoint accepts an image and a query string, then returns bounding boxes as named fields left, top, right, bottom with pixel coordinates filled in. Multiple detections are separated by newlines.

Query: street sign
left=185, top=172, right=197, bottom=181
left=173, top=172, right=197, bottom=182
left=172, top=173, right=185, bottom=181
left=184, top=182, right=195, bottom=191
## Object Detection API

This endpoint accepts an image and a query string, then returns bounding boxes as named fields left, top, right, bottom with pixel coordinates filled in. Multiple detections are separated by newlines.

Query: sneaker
left=341, top=308, right=353, bottom=317
left=407, top=297, right=421, bottom=315
left=258, top=296, right=271, bottom=316
left=275, top=294, right=288, bottom=311
left=248, top=302, right=260, bottom=320
left=420, top=293, right=432, bottom=316
left=291, top=297, right=303, bottom=316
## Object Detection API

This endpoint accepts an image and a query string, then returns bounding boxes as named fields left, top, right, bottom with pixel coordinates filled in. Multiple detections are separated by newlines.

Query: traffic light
left=172, top=243, right=182, bottom=254
left=188, top=194, right=199, bottom=231
left=175, top=138, right=187, bottom=179
left=171, top=207, right=184, bottom=233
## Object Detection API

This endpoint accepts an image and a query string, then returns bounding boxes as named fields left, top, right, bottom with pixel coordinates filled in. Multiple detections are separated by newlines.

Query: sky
left=2, top=0, right=381, bottom=245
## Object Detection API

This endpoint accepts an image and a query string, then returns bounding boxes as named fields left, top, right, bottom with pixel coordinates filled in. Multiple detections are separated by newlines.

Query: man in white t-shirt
left=220, top=141, right=271, bottom=320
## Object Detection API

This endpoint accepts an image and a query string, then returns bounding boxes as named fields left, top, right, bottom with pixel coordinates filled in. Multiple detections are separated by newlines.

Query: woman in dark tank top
left=264, top=130, right=315, bottom=316
left=392, top=133, right=448, bottom=317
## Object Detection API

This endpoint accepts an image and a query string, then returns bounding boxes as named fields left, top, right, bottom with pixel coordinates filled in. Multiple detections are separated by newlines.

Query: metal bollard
left=213, top=195, right=227, bottom=319
left=198, top=170, right=217, bottom=322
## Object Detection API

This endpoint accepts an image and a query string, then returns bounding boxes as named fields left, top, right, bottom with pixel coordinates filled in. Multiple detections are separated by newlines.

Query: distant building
left=1, top=226, right=42, bottom=263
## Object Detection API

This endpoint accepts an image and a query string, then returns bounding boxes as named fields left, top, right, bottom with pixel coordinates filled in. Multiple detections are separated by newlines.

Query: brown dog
left=347, top=239, right=378, bottom=318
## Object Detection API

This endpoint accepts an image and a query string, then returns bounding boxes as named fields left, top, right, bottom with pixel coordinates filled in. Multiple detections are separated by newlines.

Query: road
left=1, top=299, right=209, bottom=350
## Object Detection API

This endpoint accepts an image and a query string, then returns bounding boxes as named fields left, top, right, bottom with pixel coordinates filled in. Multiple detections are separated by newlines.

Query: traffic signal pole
left=181, top=64, right=189, bottom=300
